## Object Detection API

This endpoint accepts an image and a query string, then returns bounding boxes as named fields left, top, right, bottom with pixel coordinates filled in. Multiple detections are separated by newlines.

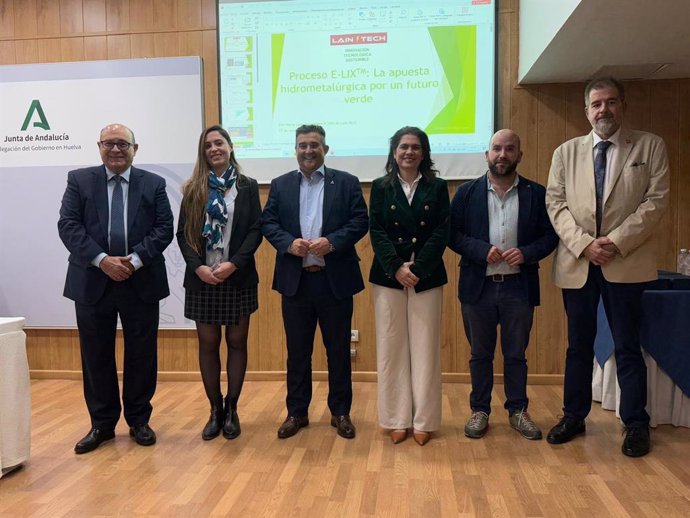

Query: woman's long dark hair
left=383, top=126, right=437, bottom=185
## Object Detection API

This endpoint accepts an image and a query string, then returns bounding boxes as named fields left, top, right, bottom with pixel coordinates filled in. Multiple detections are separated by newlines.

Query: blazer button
left=424, top=205, right=429, bottom=210
left=391, top=204, right=396, bottom=210
left=412, top=237, right=417, bottom=243
left=420, top=221, right=426, bottom=226
left=398, top=237, right=403, bottom=243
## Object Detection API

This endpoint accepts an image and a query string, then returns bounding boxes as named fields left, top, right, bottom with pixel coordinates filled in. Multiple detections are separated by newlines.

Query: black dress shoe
left=546, top=416, right=585, bottom=444
left=330, top=415, right=356, bottom=439
left=202, top=399, right=224, bottom=441
left=74, top=428, right=115, bottom=454
left=622, top=426, right=650, bottom=457
left=129, top=424, right=156, bottom=446
left=277, top=416, right=309, bottom=439
left=223, top=396, right=241, bottom=440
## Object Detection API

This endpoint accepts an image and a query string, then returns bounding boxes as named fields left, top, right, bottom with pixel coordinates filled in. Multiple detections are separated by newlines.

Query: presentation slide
left=218, top=0, right=496, bottom=181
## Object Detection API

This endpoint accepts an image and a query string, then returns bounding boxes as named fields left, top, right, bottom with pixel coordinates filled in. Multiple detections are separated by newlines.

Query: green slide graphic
left=271, top=34, right=285, bottom=114
left=426, top=26, right=476, bottom=134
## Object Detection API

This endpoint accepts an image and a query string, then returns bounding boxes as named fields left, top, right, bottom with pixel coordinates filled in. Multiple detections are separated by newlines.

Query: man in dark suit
left=58, top=123, right=173, bottom=454
left=261, top=124, right=368, bottom=439
left=449, top=129, right=558, bottom=440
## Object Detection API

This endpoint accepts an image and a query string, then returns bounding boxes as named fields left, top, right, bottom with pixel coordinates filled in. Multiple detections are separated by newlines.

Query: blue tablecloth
left=594, top=271, right=690, bottom=368
left=648, top=270, right=690, bottom=290
left=640, top=290, right=690, bottom=395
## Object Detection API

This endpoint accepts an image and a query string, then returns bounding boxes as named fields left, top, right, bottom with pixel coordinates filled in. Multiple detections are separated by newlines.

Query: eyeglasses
left=99, top=140, right=133, bottom=151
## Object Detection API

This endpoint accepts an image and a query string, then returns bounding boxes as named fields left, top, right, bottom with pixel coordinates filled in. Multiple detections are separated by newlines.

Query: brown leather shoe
left=330, top=415, right=356, bottom=439
left=413, top=430, right=431, bottom=446
left=277, top=416, right=309, bottom=439
left=390, top=429, right=408, bottom=444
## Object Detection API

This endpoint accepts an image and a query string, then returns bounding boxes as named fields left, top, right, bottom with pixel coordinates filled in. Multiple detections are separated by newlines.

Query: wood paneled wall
left=3, top=0, right=688, bottom=379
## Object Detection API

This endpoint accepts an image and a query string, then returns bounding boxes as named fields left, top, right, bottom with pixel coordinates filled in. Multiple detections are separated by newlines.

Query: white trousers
left=372, top=285, right=443, bottom=431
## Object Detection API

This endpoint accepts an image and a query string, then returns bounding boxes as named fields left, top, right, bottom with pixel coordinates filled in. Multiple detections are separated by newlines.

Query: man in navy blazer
left=262, top=124, right=368, bottom=439
left=449, top=129, right=557, bottom=440
left=58, top=123, right=173, bottom=454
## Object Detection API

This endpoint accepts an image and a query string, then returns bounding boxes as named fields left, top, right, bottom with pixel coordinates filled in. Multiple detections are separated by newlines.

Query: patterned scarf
left=202, top=166, right=236, bottom=253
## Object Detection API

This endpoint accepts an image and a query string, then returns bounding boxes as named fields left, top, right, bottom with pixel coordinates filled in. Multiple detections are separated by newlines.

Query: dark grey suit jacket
left=57, top=165, right=174, bottom=305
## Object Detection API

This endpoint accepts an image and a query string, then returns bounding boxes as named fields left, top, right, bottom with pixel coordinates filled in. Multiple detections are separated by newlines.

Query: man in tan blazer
left=545, top=77, right=669, bottom=457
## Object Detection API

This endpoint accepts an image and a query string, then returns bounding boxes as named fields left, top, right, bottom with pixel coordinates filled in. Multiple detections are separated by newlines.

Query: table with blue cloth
left=592, top=271, right=690, bottom=427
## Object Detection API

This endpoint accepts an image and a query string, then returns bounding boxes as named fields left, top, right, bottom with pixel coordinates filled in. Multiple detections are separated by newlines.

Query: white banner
left=0, top=57, right=204, bottom=328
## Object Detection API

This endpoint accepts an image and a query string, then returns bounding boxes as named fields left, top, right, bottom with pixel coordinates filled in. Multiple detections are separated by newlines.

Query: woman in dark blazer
left=177, top=125, right=262, bottom=441
left=369, top=126, right=449, bottom=446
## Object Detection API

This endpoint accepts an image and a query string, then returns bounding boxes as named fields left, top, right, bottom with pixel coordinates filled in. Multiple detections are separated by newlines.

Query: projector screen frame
left=215, top=0, right=499, bottom=183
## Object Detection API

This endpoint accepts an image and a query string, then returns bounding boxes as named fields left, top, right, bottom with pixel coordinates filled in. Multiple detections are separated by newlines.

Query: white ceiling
left=518, top=0, right=690, bottom=84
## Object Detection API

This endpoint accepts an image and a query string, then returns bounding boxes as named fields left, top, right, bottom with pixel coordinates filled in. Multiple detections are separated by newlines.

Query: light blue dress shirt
left=299, top=166, right=326, bottom=268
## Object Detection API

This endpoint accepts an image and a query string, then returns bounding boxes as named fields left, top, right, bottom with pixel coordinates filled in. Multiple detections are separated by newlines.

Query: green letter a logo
left=21, top=100, right=51, bottom=131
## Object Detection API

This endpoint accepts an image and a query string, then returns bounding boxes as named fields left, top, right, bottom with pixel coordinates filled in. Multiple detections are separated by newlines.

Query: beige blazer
left=546, top=128, right=669, bottom=288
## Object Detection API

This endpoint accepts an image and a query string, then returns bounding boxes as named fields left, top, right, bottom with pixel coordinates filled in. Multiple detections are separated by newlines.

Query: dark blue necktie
left=110, top=175, right=126, bottom=256
left=594, top=141, right=612, bottom=235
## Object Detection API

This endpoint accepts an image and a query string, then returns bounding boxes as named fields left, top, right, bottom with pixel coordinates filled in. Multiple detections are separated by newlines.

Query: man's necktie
left=594, top=140, right=612, bottom=235
left=110, top=175, right=126, bottom=256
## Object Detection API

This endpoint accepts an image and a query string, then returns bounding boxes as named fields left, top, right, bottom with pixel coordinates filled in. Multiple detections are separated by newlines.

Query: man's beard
left=488, top=159, right=518, bottom=177
left=594, top=116, right=619, bottom=136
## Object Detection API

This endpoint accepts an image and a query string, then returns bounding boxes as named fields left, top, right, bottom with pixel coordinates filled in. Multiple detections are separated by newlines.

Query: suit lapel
left=516, top=176, right=532, bottom=245
left=127, top=167, right=144, bottom=233
left=322, top=167, right=336, bottom=228
left=580, top=133, right=596, bottom=206
left=94, top=166, right=110, bottom=244
left=475, top=175, right=490, bottom=242
left=231, top=175, right=247, bottom=235
left=286, top=170, right=302, bottom=236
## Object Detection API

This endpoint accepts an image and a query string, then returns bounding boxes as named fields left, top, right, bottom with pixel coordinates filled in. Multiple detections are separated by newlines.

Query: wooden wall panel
left=83, top=34, right=106, bottom=59
left=14, top=39, right=39, bottom=62
left=130, top=32, right=154, bottom=57
left=36, top=0, right=60, bottom=36
left=82, top=0, right=105, bottom=32
left=679, top=80, right=690, bottom=250
left=60, top=36, right=84, bottom=60
left=649, top=81, right=679, bottom=270
left=4, top=0, right=689, bottom=378
left=13, top=0, right=37, bottom=37
left=105, top=0, right=129, bottom=32
left=0, top=0, right=15, bottom=37
left=0, top=40, right=15, bottom=63
left=59, top=0, right=83, bottom=35
left=152, top=0, right=176, bottom=31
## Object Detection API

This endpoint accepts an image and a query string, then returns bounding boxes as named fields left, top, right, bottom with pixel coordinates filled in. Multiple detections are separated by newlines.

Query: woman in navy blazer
left=177, top=125, right=262, bottom=441
left=369, top=127, right=449, bottom=445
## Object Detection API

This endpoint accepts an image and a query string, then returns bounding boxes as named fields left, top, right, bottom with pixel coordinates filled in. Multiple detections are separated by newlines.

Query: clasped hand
left=100, top=255, right=134, bottom=281
left=583, top=237, right=618, bottom=266
left=195, top=262, right=237, bottom=285
left=289, top=237, right=331, bottom=257
left=395, top=261, right=419, bottom=289
left=486, top=246, right=524, bottom=266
